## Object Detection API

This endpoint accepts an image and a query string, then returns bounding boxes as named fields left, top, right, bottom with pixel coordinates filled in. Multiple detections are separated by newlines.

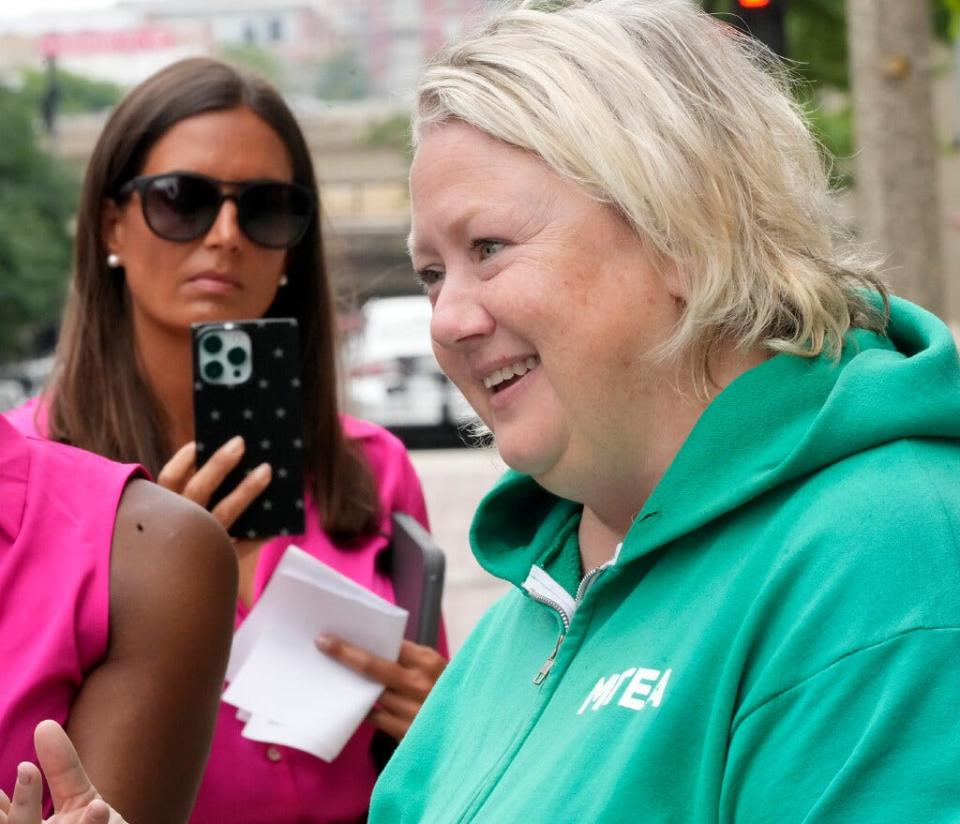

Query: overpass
left=49, top=105, right=417, bottom=302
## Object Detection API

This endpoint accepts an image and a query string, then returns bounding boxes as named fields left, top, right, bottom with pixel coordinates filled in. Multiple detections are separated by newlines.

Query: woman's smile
left=482, top=355, right=540, bottom=391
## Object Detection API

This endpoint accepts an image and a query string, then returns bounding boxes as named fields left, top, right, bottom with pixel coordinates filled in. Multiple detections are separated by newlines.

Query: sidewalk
left=409, top=447, right=511, bottom=654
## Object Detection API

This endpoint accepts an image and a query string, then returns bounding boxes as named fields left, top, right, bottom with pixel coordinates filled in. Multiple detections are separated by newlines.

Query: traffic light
left=732, top=0, right=786, bottom=57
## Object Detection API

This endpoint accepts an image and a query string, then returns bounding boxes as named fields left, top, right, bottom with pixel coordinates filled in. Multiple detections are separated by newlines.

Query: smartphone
left=191, top=318, right=306, bottom=540
left=390, top=512, right=446, bottom=648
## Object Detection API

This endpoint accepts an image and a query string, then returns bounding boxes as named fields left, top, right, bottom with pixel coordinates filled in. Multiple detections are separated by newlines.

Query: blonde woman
left=370, top=0, right=960, bottom=820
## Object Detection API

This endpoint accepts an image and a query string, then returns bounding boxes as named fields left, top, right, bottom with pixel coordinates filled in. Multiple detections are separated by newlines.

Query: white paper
left=241, top=714, right=341, bottom=763
left=222, top=545, right=408, bottom=761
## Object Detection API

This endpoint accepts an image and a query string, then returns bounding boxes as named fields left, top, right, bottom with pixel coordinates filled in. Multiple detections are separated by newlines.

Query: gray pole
left=846, top=0, right=944, bottom=313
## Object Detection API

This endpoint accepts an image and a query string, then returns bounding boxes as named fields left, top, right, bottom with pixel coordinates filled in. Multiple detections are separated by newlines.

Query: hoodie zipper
left=533, top=631, right=566, bottom=684
left=523, top=542, right=623, bottom=685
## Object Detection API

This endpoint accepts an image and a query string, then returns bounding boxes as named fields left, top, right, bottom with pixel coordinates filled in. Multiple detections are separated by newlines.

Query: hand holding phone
left=156, top=438, right=272, bottom=534
left=191, top=318, right=306, bottom=539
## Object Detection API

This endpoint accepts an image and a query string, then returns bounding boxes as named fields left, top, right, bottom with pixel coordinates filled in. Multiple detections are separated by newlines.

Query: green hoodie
left=371, top=297, right=960, bottom=823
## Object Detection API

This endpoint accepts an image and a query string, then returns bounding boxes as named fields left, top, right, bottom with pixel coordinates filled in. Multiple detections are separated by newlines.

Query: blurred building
left=0, top=1, right=345, bottom=92
left=347, top=0, right=487, bottom=99
left=0, top=0, right=490, bottom=99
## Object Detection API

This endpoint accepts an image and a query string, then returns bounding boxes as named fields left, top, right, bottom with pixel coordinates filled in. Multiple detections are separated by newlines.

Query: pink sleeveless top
left=7, top=399, right=444, bottom=824
left=0, top=413, right=139, bottom=795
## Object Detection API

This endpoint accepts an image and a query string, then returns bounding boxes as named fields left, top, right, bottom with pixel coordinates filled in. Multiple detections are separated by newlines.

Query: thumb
left=32, top=722, right=99, bottom=813
left=78, top=800, right=114, bottom=824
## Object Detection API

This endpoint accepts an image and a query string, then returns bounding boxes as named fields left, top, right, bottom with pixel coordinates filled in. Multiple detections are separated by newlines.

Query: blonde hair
left=414, top=0, right=886, bottom=390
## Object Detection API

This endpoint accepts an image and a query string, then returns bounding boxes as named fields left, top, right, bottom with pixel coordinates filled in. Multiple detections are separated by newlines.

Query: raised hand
left=156, top=438, right=271, bottom=532
left=0, top=721, right=127, bottom=824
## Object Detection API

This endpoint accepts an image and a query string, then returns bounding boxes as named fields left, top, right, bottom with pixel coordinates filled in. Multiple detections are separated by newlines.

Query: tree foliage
left=701, top=0, right=951, bottom=179
left=0, top=87, right=77, bottom=358
left=217, top=44, right=283, bottom=85
left=314, top=48, right=369, bottom=101
left=704, top=0, right=951, bottom=90
left=365, top=112, right=412, bottom=152
left=18, top=65, right=122, bottom=115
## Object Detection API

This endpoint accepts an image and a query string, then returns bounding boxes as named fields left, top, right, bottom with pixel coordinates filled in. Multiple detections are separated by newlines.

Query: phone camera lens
left=204, top=361, right=224, bottom=380
left=227, top=346, right=247, bottom=366
left=203, top=334, right=224, bottom=354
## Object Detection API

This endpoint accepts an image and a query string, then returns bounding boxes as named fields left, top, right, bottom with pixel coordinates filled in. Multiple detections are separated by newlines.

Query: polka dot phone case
left=191, top=318, right=306, bottom=539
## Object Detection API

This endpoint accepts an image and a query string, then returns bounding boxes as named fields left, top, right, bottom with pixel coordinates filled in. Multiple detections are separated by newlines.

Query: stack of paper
left=223, top=545, right=408, bottom=761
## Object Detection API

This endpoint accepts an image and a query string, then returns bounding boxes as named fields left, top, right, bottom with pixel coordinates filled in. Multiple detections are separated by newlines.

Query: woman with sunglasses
left=4, top=57, right=447, bottom=824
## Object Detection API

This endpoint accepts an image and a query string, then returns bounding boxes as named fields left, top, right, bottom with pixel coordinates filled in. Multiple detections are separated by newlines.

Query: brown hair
left=49, top=57, right=380, bottom=541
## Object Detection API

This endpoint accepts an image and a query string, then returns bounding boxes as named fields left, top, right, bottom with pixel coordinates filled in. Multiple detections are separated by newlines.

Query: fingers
left=208, top=462, right=272, bottom=530
left=156, top=436, right=273, bottom=531
left=391, top=641, right=448, bottom=702
left=79, top=800, right=121, bottom=824
left=33, top=720, right=99, bottom=814
left=180, top=436, right=245, bottom=506
left=376, top=685, right=424, bottom=717
left=155, top=441, right=198, bottom=492
left=367, top=646, right=447, bottom=740
left=397, top=641, right=449, bottom=682
left=317, top=636, right=415, bottom=741
left=365, top=647, right=447, bottom=742
left=367, top=706, right=413, bottom=742
left=315, top=636, right=405, bottom=689
left=0, top=725, right=126, bottom=824
left=4, top=764, right=42, bottom=824
left=316, top=636, right=448, bottom=742
left=316, top=638, right=447, bottom=700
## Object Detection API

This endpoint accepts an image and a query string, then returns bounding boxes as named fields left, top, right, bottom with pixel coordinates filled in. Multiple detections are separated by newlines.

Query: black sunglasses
left=116, top=172, right=316, bottom=250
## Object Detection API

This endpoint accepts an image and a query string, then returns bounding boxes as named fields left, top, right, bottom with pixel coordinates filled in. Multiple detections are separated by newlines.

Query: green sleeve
left=720, top=627, right=960, bottom=823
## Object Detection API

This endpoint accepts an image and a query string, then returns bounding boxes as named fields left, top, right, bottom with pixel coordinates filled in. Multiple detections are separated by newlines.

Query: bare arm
left=64, top=479, right=238, bottom=824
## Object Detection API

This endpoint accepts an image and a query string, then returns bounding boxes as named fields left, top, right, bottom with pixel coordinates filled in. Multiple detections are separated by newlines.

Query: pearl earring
left=279, top=274, right=289, bottom=287
left=106, top=253, right=121, bottom=269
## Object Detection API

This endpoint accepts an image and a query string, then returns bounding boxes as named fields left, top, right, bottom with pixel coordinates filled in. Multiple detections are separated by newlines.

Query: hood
left=470, top=295, right=960, bottom=585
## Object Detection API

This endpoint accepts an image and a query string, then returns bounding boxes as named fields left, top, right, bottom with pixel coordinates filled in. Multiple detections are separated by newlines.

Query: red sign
left=737, top=0, right=772, bottom=7
left=40, top=26, right=177, bottom=57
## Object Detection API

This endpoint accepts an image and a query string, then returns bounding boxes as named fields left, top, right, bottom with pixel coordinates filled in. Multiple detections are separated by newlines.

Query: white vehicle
left=345, top=295, right=474, bottom=445
left=0, top=378, right=28, bottom=413
left=0, top=354, right=53, bottom=413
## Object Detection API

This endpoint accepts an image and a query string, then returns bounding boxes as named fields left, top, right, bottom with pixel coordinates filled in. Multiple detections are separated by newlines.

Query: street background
left=409, top=447, right=509, bottom=652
